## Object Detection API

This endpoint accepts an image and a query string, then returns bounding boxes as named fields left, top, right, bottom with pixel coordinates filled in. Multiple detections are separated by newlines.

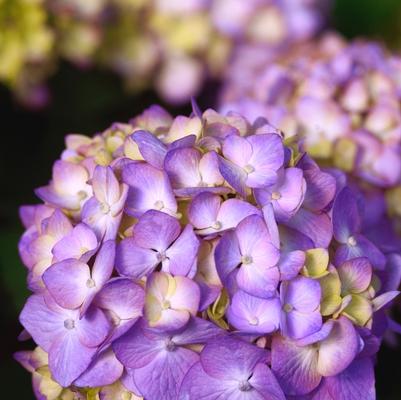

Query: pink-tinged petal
left=227, top=291, right=281, bottom=334
left=337, top=257, right=372, bottom=294
left=164, top=147, right=202, bottom=188
left=113, top=322, right=161, bottom=369
left=52, top=223, right=98, bottom=262
left=334, top=234, right=386, bottom=271
left=188, top=192, right=221, bottom=230
left=134, top=347, right=198, bottom=400
left=217, top=154, right=248, bottom=197
left=279, top=226, right=314, bottom=252
left=123, top=162, right=177, bottom=217
left=43, top=209, right=73, bottom=239
left=174, top=186, right=231, bottom=197
left=282, top=276, right=321, bottom=312
left=43, top=260, right=90, bottom=309
left=200, top=336, right=268, bottom=381
left=74, top=348, right=124, bottom=387
left=279, top=251, right=305, bottom=281
left=215, top=231, right=241, bottom=283
left=169, top=276, right=200, bottom=314
left=237, top=263, right=280, bottom=298
left=249, top=363, right=286, bottom=400
left=76, top=306, right=111, bottom=347
left=132, top=130, right=167, bottom=169
left=92, top=240, right=115, bottom=287
left=120, top=369, right=143, bottom=397
left=150, top=308, right=191, bottom=331
left=18, top=227, right=38, bottom=269
left=237, top=215, right=280, bottom=268
left=317, top=317, right=359, bottom=377
left=284, top=309, right=322, bottom=340
left=166, top=225, right=200, bottom=276
left=199, top=151, right=224, bottom=186
left=286, top=209, right=333, bottom=248
left=92, top=166, right=120, bottom=205
left=333, top=188, right=361, bottom=243
left=263, top=204, right=280, bottom=248
left=95, top=278, right=144, bottom=320
left=325, top=358, right=375, bottom=400
left=246, top=168, right=277, bottom=189
left=48, top=331, right=96, bottom=387
left=302, top=168, right=336, bottom=212
left=116, top=238, right=159, bottom=279
left=218, top=199, right=260, bottom=232
left=134, top=210, right=180, bottom=251
left=19, top=295, right=65, bottom=352
left=222, top=134, right=252, bottom=167
left=271, top=335, right=321, bottom=396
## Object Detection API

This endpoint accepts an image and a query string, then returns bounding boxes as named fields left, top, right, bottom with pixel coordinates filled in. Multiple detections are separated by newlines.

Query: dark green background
left=1, top=0, right=401, bottom=397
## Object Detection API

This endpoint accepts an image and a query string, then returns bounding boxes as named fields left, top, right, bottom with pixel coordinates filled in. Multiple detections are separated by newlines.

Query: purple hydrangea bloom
left=15, top=105, right=399, bottom=399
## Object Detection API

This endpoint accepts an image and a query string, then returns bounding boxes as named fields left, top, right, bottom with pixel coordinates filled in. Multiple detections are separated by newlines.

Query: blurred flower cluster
left=15, top=105, right=400, bottom=399
left=0, top=0, right=327, bottom=105
left=221, top=33, right=401, bottom=225
left=0, top=0, right=54, bottom=107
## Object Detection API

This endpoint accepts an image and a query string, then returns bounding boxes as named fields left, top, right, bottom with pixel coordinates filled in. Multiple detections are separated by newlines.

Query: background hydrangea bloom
left=15, top=105, right=400, bottom=399
left=220, top=33, right=401, bottom=227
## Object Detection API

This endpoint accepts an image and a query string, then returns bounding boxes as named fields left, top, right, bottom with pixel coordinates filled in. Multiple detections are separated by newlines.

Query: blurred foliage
left=1, top=0, right=401, bottom=398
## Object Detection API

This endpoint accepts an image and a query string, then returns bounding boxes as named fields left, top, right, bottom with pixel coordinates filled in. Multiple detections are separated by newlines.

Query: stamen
left=271, top=191, right=281, bottom=200
left=157, top=251, right=167, bottom=262
left=241, top=255, right=253, bottom=265
left=100, top=202, right=110, bottom=214
left=64, top=319, right=75, bottom=330
left=162, top=300, right=171, bottom=310
left=244, top=165, right=255, bottom=174
left=77, top=190, right=88, bottom=200
left=238, top=380, right=252, bottom=392
left=283, top=303, right=293, bottom=313
left=86, top=278, right=96, bottom=288
left=212, top=221, right=222, bottom=230
left=347, top=236, right=357, bottom=246
left=154, top=200, right=164, bottom=210
left=249, top=317, right=259, bottom=326
left=164, top=338, right=176, bottom=352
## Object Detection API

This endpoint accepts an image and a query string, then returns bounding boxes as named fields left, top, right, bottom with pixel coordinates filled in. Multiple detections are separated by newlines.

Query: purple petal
left=133, top=347, right=198, bottom=400
left=249, top=363, right=286, bottom=400
left=286, top=208, right=333, bottom=248
left=271, top=335, right=321, bottom=396
left=333, top=188, right=361, bottom=243
left=262, top=204, right=280, bottom=249
left=76, top=306, right=111, bottom=347
left=283, top=309, right=323, bottom=340
left=132, top=130, right=167, bottom=169
left=165, top=225, right=200, bottom=276
left=123, top=162, right=177, bottom=217
left=115, top=238, right=159, bottom=279
left=43, top=259, right=90, bottom=310
left=325, top=358, right=375, bottom=400
left=227, top=291, right=280, bottom=334
left=218, top=199, right=260, bottom=232
left=92, top=240, right=115, bottom=287
left=173, top=317, right=225, bottom=345
left=317, top=317, right=359, bottom=377
left=74, top=348, right=124, bottom=387
left=215, top=231, right=241, bottom=283
left=217, top=155, right=248, bottom=197
left=295, top=320, right=335, bottom=347
left=222, top=134, right=252, bottom=167
left=188, top=192, right=221, bottom=230
left=200, top=336, right=268, bottom=381
left=281, top=276, right=321, bottom=312
left=134, top=210, right=180, bottom=252
left=48, top=331, right=96, bottom=387
left=164, top=147, right=202, bottom=188
left=19, top=294, right=65, bottom=352
left=278, top=251, right=305, bottom=281
left=92, top=165, right=120, bottom=205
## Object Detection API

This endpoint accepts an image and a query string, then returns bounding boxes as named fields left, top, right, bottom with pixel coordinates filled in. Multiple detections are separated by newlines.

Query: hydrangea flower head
left=16, top=105, right=399, bottom=399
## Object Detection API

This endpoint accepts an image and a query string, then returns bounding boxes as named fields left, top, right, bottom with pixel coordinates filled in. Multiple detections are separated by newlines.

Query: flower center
left=238, top=380, right=252, bottom=392
left=86, top=278, right=96, bottom=288
left=249, top=317, right=259, bottom=326
left=77, top=190, right=88, bottom=200
left=100, top=202, right=110, bottom=214
left=271, top=191, right=281, bottom=200
left=244, top=164, right=255, bottom=174
left=157, top=251, right=167, bottom=262
left=241, top=255, right=253, bottom=265
left=347, top=236, right=357, bottom=246
left=283, top=303, right=293, bottom=313
left=162, top=300, right=171, bottom=310
left=154, top=200, right=164, bottom=210
left=212, top=221, right=222, bottom=230
left=64, top=319, right=75, bottom=330
left=164, top=338, right=176, bottom=352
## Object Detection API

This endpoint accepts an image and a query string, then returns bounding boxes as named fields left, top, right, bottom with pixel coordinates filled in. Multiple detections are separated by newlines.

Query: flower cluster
left=0, top=0, right=54, bottom=107
left=15, top=105, right=400, bottom=399
left=221, top=33, right=401, bottom=213
left=1, top=0, right=327, bottom=105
